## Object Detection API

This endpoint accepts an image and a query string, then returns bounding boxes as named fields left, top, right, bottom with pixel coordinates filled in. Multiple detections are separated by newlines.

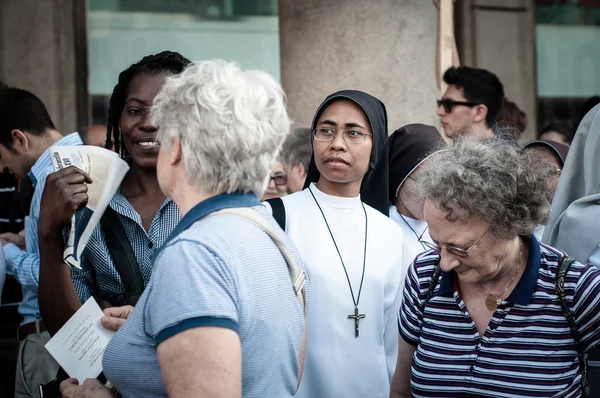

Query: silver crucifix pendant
left=348, top=307, right=366, bottom=337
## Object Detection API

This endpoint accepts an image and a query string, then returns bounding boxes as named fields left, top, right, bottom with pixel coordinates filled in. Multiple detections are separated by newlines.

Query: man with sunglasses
left=437, top=66, right=505, bottom=141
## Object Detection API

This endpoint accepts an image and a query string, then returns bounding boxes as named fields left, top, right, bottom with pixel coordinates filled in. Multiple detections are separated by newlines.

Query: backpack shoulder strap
left=100, top=206, right=145, bottom=306
left=265, top=197, right=286, bottom=230
left=209, top=207, right=306, bottom=312
left=556, top=255, right=589, bottom=397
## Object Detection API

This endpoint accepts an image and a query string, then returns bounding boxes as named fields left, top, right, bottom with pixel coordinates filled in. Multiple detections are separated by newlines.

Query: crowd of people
left=0, top=6, right=599, bottom=398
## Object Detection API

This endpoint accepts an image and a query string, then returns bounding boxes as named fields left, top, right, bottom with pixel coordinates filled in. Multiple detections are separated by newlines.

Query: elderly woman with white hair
left=390, top=138, right=600, bottom=398
left=60, top=60, right=308, bottom=398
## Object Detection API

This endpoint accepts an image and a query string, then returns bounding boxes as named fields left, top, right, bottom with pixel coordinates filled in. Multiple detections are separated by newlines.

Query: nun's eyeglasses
left=418, top=226, right=490, bottom=258
left=437, top=98, right=480, bottom=113
left=312, top=127, right=373, bottom=144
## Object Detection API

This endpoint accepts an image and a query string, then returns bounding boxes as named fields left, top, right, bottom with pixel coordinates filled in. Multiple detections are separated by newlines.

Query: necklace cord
left=398, top=210, right=427, bottom=252
left=308, top=186, right=367, bottom=308
left=480, top=241, right=522, bottom=299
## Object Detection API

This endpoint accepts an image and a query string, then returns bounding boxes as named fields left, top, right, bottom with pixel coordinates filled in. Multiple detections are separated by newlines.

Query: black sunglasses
left=437, top=98, right=480, bottom=113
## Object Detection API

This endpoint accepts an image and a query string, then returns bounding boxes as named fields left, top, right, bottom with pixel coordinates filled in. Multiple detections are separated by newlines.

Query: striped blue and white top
left=400, top=235, right=600, bottom=398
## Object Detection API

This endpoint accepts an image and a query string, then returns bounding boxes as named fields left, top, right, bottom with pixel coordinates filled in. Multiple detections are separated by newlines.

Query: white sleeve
left=384, top=244, right=409, bottom=382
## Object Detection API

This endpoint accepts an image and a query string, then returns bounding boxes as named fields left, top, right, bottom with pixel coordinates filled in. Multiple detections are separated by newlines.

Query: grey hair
left=152, top=60, right=290, bottom=197
left=281, top=127, right=312, bottom=170
left=418, top=137, right=554, bottom=239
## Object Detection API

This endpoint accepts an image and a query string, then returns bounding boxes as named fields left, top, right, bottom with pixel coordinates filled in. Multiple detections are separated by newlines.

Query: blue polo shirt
left=102, top=193, right=308, bottom=397
left=400, top=235, right=600, bottom=397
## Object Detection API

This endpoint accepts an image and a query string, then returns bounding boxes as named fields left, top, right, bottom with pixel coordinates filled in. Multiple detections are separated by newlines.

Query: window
left=536, top=0, right=600, bottom=138
left=87, top=0, right=280, bottom=125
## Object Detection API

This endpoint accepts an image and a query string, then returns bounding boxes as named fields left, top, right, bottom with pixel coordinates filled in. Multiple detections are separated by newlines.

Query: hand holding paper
left=45, top=298, right=115, bottom=383
left=38, top=167, right=92, bottom=235
left=48, top=146, right=130, bottom=269
left=100, top=305, right=134, bottom=332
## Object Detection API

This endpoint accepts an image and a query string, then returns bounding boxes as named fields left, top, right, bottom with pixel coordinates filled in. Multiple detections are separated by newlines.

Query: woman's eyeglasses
left=418, top=227, right=490, bottom=258
left=437, top=98, right=480, bottom=113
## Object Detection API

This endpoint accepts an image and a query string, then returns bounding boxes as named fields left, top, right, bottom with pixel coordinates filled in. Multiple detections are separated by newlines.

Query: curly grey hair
left=281, top=127, right=312, bottom=170
left=418, top=137, right=554, bottom=239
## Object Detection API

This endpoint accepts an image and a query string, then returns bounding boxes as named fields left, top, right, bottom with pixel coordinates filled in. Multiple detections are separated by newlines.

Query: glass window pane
left=535, top=0, right=600, bottom=137
left=87, top=0, right=279, bottom=124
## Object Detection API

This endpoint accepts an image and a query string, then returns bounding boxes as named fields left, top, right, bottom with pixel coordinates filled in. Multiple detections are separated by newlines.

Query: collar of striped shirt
left=152, top=192, right=261, bottom=262
left=438, top=234, right=541, bottom=306
left=28, top=132, right=82, bottom=185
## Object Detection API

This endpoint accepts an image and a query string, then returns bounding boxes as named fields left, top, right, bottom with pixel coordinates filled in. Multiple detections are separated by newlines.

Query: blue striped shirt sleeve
left=145, top=239, right=239, bottom=344
left=4, top=175, right=45, bottom=289
left=572, top=262, right=600, bottom=352
left=70, top=262, right=94, bottom=303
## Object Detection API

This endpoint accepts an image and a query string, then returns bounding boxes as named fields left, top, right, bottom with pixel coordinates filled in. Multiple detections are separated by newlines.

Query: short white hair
left=152, top=60, right=290, bottom=197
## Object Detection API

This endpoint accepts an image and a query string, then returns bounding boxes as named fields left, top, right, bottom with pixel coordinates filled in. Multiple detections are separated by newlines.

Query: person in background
left=523, top=140, right=569, bottom=241
left=262, top=157, right=288, bottom=200
left=281, top=127, right=312, bottom=193
left=498, top=97, right=528, bottom=140
left=60, top=59, right=308, bottom=398
left=543, top=104, right=600, bottom=267
left=38, top=51, right=190, bottom=337
left=433, top=1, right=506, bottom=142
left=387, top=124, right=446, bottom=280
left=391, top=137, right=600, bottom=398
left=0, top=86, right=82, bottom=398
left=539, top=122, right=574, bottom=146
left=79, top=125, right=112, bottom=150
left=523, top=140, right=569, bottom=200
left=266, top=89, right=407, bottom=398
left=437, top=67, right=505, bottom=142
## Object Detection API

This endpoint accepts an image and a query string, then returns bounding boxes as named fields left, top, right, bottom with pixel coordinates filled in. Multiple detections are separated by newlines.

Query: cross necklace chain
left=309, top=186, right=368, bottom=338
left=479, top=241, right=522, bottom=311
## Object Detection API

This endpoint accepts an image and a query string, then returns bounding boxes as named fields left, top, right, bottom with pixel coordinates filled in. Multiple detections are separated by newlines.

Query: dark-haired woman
left=38, top=51, right=190, bottom=335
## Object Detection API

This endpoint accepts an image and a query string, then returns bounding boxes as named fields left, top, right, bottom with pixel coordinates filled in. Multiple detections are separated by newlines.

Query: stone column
left=279, top=0, right=440, bottom=133
left=456, top=0, right=537, bottom=140
left=0, top=0, right=89, bottom=134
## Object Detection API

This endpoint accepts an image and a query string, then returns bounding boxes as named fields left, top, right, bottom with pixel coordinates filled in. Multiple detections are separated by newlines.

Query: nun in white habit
left=387, top=124, right=446, bottom=270
left=543, top=104, right=600, bottom=266
left=265, top=90, right=408, bottom=398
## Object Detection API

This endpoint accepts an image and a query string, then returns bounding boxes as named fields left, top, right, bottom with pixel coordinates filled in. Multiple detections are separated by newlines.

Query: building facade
left=0, top=0, right=598, bottom=140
